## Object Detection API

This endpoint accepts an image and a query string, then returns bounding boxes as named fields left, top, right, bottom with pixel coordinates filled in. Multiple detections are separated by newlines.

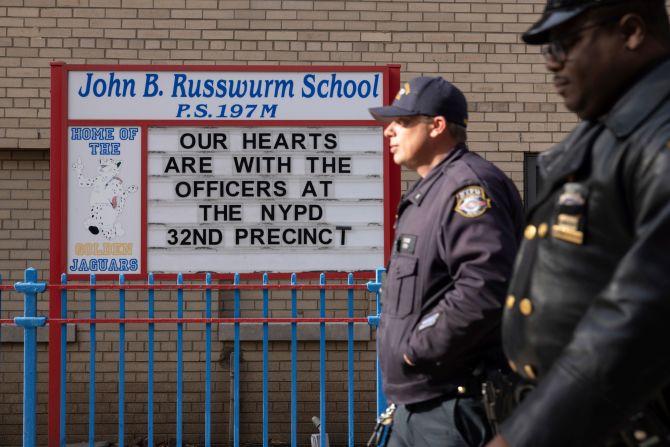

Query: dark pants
left=386, top=396, right=491, bottom=447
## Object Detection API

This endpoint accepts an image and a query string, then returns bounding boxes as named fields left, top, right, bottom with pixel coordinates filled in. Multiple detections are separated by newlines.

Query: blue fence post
left=147, top=273, right=155, bottom=447
left=347, top=273, right=355, bottom=447
left=205, top=273, right=212, bottom=447
left=89, top=273, right=97, bottom=447
left=366, top=267, right=386, bottom=415
left=290, top=273, right=297, bottom=447
left=60, top=273, right=68, bottom=447
left=233, top=273, right=241, bottom=447
left=319, top=273, right=326, bottom=447
left=177, top=273, right=184, bottom=447
left=14, top=267, right=47, bottom=447
left=262, top=273, right=269, bottom=447
left=118, top=274, right=126, bottom=447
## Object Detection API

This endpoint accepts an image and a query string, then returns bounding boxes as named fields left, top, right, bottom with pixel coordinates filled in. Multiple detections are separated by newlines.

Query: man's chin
left=564, top=101, right=598, bottom=121
left=562, top=97, right=581, bottom=115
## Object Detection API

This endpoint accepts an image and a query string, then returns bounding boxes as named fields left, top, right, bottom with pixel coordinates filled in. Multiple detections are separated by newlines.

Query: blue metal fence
left=1, top=267, right=386, bottom=447
left=13, top=268, right=48, bottom=447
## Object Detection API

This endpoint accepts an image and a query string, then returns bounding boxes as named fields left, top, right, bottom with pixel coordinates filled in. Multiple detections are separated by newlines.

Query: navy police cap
left=368, top=76, right=468, bottom=128
left=523, top=0, right=627, bottom=44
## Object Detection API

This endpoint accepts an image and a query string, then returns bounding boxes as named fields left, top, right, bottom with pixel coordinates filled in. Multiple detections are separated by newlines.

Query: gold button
left=506, top=294, right=515, bottom=309
left=457, top=386, right=467, bottom=395
left=538, top=223, right=548, bottom=238
left=508, top=360, right=517, bottom=372
left=519, top=298, right=533, bottom=316
left=523, top=364, right=537, bottom=380
left=524, top=225, right=537, bottom=240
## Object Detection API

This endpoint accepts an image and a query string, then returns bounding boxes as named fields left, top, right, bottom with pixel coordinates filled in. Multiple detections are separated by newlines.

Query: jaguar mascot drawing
left=73, top=157, right=138, bottom=240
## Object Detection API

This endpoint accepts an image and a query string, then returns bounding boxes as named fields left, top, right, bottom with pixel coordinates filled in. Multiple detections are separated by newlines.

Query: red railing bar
left=46, top=283, right=368, bottom=291
left=48, top=317, right=369, bottom=324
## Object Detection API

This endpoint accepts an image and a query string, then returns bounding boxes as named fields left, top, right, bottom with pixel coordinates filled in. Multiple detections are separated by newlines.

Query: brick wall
left=1, top=0, right=575, bottom=186
left=2, top=0, right=669, bottom=445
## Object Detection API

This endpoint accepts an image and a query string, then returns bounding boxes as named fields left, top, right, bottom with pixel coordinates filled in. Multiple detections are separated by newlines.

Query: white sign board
left=147, top=127, right=384, bottom=272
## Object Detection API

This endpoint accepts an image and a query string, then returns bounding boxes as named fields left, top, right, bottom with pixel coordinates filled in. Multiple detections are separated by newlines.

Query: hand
left=403, top=353, right=415, bottom=366
left=485, top=434, right=510, bottom=447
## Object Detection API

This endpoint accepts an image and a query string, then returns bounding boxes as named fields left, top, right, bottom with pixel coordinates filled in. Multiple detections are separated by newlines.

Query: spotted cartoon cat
left=73, top=157, right=138, bottom=240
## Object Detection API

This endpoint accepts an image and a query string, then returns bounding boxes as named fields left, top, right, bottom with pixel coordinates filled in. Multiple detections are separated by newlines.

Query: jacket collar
left=602, top=57, right=670, bottom=139
left=529, top=121, right=604, bottom=216
left=404, top=143, right=469, bottom=206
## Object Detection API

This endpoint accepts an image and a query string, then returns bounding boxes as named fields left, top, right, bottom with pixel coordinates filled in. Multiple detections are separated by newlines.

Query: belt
left=405, top=379, right=482, bottom=412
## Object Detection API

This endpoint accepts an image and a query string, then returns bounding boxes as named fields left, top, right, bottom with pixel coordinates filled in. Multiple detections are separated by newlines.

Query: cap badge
left=454, top=186, right=491, bottom=218
left=395, top=82, right=411, bottom=100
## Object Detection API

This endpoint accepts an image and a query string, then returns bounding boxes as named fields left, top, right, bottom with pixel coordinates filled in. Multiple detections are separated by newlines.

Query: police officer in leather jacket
left=369, top=77, right=524, bottom=447
left=485, top=1, right=670, bottom=446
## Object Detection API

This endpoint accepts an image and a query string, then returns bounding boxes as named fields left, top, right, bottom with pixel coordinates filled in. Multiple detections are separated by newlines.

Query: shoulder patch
left=454, top=185, right=492, bottom=218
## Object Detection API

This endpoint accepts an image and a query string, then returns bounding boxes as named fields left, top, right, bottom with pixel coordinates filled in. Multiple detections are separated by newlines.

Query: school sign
left=50, top=63, right=401, bottom=279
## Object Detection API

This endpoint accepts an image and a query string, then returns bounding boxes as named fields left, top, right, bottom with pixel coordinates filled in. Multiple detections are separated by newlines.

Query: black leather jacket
left=501, top=58, right=670, bottom=446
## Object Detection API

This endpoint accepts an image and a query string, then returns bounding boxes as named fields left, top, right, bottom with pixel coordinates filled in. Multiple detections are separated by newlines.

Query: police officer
left=485, top=1, right=670, bottom=446
left=369, top=77, right=524, bottom=447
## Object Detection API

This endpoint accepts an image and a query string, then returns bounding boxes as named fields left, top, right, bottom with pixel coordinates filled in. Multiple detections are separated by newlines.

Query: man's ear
left=620, top=13, right=645, bottom=50
left=430, top=116, right=448, bottom=137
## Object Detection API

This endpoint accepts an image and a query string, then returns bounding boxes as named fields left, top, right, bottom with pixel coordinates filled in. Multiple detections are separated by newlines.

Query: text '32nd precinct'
left=53, top=65, right=400, bottom=276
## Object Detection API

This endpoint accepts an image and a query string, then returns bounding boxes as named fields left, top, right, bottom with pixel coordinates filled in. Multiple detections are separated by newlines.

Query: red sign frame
left=49, top=63, right=401, bottom=284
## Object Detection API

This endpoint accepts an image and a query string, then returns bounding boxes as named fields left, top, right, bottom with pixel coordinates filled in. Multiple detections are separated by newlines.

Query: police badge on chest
left=552, top=182, right=588, bottom=245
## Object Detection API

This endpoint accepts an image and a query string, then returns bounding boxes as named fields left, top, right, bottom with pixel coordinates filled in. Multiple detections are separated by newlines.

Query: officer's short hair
left=416, top=115, right=468, bottom=143
left=447, top=122, right=467, bottom=143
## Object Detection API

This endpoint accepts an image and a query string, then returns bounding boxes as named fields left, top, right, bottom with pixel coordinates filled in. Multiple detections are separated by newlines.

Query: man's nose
left=383, top=123, right=395, bottom=137
left=545, top=57, right=563, bottom=72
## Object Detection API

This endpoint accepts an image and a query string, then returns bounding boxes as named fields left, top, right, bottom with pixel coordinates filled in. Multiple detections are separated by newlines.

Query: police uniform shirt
left=379, top=143, right=524, bottom=405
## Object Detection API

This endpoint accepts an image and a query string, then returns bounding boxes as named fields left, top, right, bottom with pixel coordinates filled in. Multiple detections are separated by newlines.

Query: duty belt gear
left=367, top=404, right=396, bottom=447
